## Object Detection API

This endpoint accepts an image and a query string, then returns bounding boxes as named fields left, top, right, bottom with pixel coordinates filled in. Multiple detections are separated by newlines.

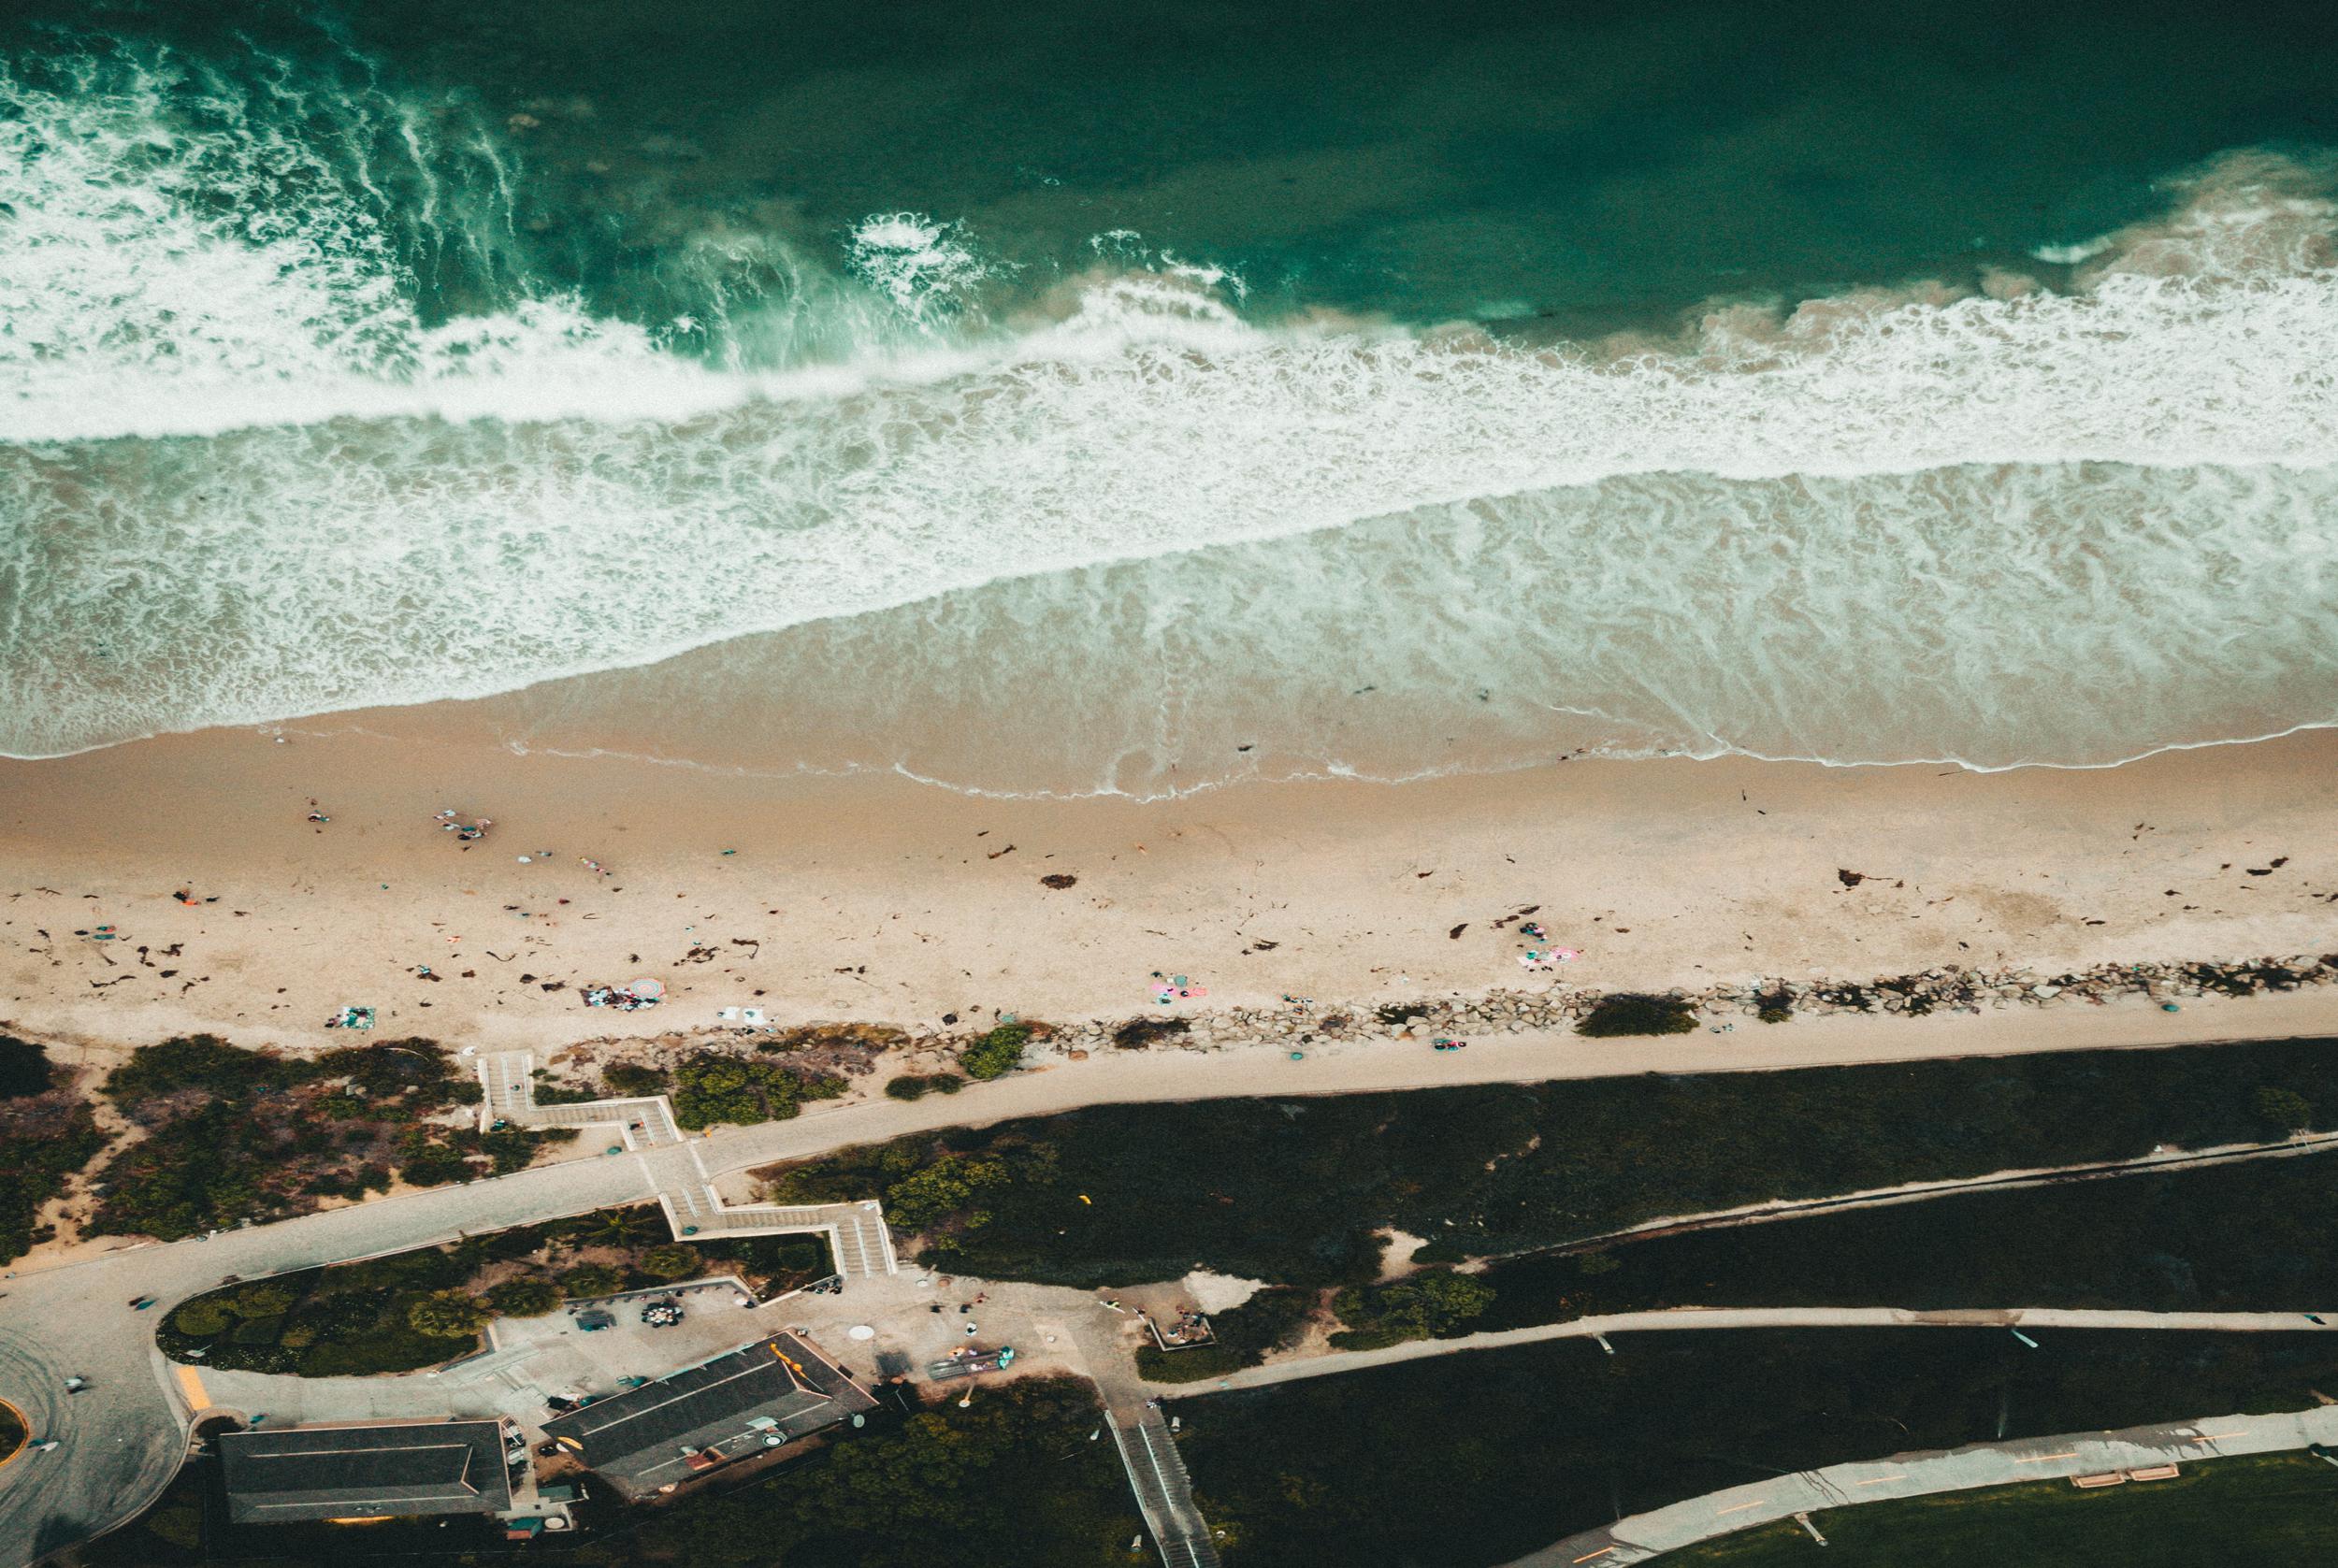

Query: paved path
left=477, top=1050, right=897, bottom=1277
left=1508, top=1404, right=2338, bottom=1565
left=1047, top=1302, right=1225, bottom=1568
left=1182, top=1306, right=2338, bottom=1393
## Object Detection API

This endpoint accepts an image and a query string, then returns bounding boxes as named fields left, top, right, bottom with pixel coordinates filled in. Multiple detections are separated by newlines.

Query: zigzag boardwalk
left=474, top=1049, right=897, bottom=1277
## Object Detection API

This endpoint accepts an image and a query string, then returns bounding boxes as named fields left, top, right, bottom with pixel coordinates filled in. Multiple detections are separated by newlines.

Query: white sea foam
left=2029, top=237, right=2116, bottom=265
left=845, top=211, right=1000, bottom=329
left=1, top=44, right=2334, bottom=775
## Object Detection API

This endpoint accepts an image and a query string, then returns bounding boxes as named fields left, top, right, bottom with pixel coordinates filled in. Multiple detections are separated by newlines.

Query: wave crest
left=0, top=35, right=2334, bottom=770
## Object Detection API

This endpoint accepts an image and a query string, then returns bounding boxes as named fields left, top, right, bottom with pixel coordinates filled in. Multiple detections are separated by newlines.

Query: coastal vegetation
left=957, top=1020, right=1035, bottom=1080
left=1467, top=1152, right=2338, bottom=1333
left=1577, top=993, right=1699, bottom=1037
left=600, top=1061, right=671, bottom=1097
left=0, top=1035, right=102, bottom=1262
left=1330, top=1271, right=1495, bottom=1350
left=667, top=1050, right=844, bottom=1130
left=885, top=1072, right=966, bottom=1100
left=1139, top=1287, right=1316, bottom=1383
left=88, top=1035, right=576, bottom=1241
left=159, top=1206, right=826, bottom=1376
left=1660, top=1452, right=2338, bottom=1566
left=568, top=1376, right=1141, bottom=1567
left=0, top=1034, right=55, bottom=1098
left=757, top=1039, right=2338, bottom=1288
left=1175, top=1330, right=2338, bottom=1568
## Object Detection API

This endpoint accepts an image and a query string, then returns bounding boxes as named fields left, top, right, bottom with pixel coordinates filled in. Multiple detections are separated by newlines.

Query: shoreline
left=1, top=717, right=2333, bottom=1060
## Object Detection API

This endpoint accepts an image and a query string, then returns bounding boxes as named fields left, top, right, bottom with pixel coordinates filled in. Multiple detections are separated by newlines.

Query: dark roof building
left=218, top=1419, right=513, bottom=1524
left=542, top=1333, right=874, bottom=1496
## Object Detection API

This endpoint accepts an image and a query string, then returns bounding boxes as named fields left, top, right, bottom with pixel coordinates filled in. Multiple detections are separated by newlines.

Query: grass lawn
left=1659, top=1453, right=2338, bottom=1566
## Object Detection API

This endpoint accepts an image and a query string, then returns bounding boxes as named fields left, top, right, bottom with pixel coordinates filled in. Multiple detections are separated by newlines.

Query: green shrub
left=560, top=1264, right=624, bottom=1299
left=398, top=1149, right=470, bottom=1187
left=407, top=1289, right=488, bottom=1339
left=1111, top=1017, right=1188, bottom=1050
left=529, top=1083, right=601, bottom=1105
left=143, top=1502, right=204, bottom=1551
left=639, top=1244, right=700, bottom=1281
left=1138, top=1342, right=1249, bottom=1382
left=89, top=1102, right=264, bottom=1242
left=1577, top=993, right=1698, bottom=1037
left=233, top=1283, right=296, bottom=1316
left=959, top=1023, right=1034, bottom=1081
left=2256, top=1086, right=2314, bottom=1135
left=485, top=1223, right=550, bottom=1260
left=230, top=1314, right=286, bottom=1346
left=602, top=1063, right=671, bottom=1097
left=0, top=1105, right=101, bottom=1263
left=930, top=1072, right=965, bottom=1095
left=1330, top=1270, right=1494, bottom=1350
left=886, top=1074, right=932, bottom=1100
left=486, top=1277, right=560, bottom=1316
left=104, top=1035, right=281, bottom=1107
left=0, top=1036, right=56, bottom=1100
left=670, top=1053, right=842, bottom=1130
left=168, top=1300, right=232, bottom=1337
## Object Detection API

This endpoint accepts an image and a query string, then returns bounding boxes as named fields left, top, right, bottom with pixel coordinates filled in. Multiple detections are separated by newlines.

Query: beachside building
left=217, top=1418, right=515, bottom=1524
left=541, top=1333, right=876, bottom=1498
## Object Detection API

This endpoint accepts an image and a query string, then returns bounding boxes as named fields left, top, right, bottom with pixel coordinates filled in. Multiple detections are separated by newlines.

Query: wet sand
left=1, top=713, right=2334, bottom=1062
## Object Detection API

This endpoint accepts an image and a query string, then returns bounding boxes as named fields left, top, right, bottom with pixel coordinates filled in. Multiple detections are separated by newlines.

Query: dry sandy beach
left=2, top=709, right=2333, bottom=1066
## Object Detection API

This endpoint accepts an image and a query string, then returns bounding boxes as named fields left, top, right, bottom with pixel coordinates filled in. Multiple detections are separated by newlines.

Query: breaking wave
left=1, top=38, right=2334, bottom=784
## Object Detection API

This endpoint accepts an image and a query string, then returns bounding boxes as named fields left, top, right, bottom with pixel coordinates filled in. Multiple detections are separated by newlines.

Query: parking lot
left=191, top=1274, right=817, bottom=1439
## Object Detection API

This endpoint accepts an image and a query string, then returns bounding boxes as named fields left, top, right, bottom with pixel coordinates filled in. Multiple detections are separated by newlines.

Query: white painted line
left=1715, top=1500, right=1765, bottom=1514
left=1855, top=1474, right=1910, bottom=1486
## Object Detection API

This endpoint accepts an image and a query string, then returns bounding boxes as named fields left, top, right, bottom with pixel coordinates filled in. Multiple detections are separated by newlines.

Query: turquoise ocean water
left=2, top=0, right=2335, bottom=792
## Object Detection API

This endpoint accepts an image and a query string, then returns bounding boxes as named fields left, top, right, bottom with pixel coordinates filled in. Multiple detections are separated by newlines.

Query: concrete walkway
left=1509, top=1404, right=2338, bottom=1565
left=1046, top=1298, right=1225, bottom=1568
left=477, top=1049, right=897, bottom=1277
left=1183, top=1306, right=2338, bottom=1393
